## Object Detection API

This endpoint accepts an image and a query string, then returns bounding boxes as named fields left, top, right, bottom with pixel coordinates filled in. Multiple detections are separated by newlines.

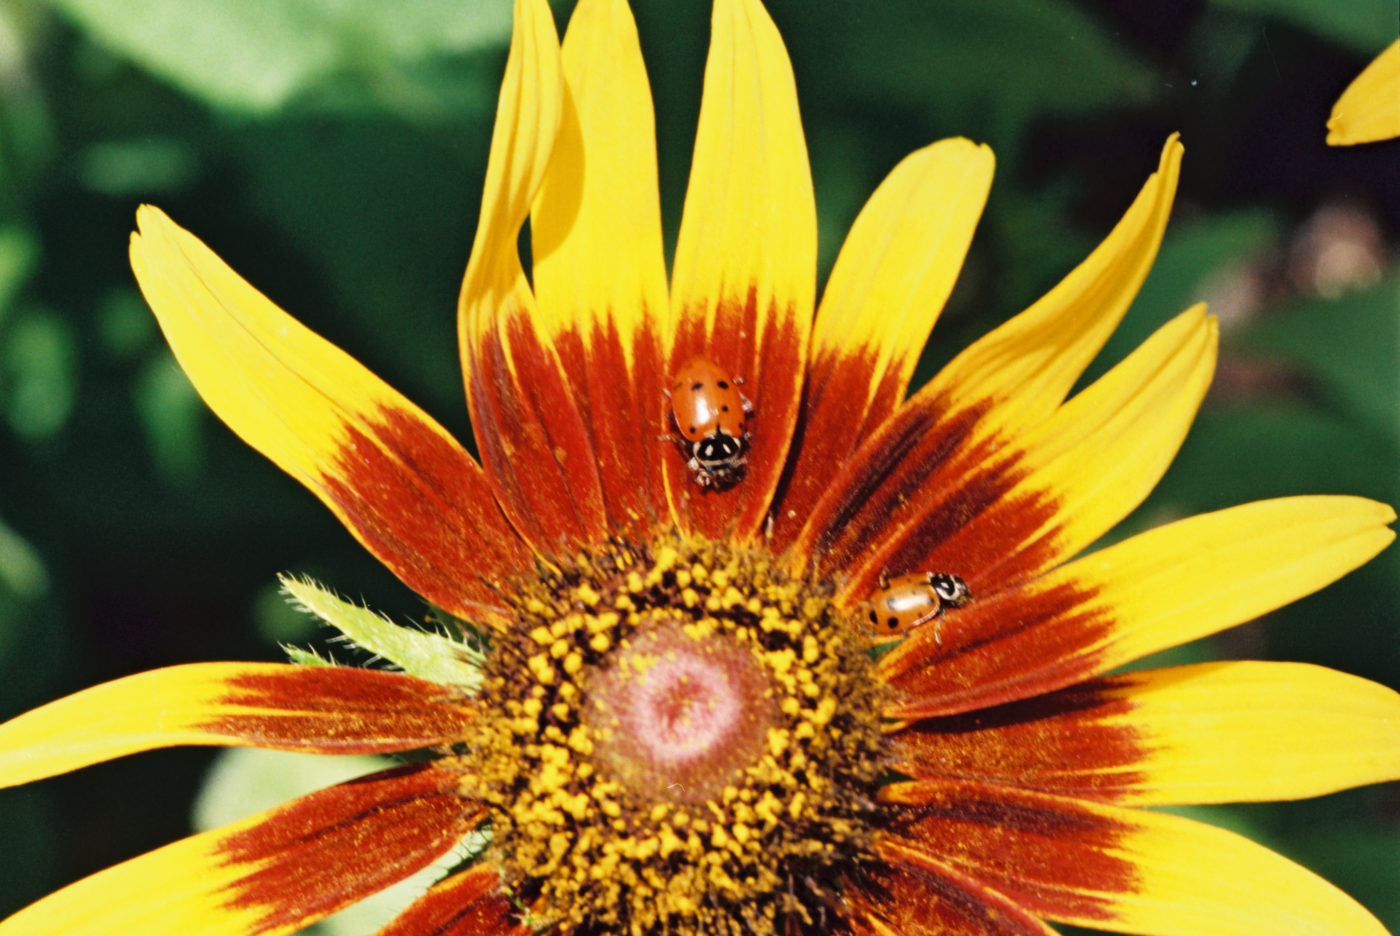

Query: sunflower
left=1, top=1, right=1397, bottom=935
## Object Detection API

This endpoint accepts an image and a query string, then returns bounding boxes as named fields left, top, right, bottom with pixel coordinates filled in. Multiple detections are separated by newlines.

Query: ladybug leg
left=740, top=392, right=754, bottom=414
left=911, top=605, right=947, bottom=647
left=877, top=568, right=891, bottom=590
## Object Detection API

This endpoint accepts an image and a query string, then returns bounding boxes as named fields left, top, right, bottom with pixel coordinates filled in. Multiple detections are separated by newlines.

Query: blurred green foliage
left=0, top=0, right=1395, bottom=931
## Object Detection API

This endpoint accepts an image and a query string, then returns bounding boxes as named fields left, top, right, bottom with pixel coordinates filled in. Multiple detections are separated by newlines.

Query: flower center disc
left=586, top=621, right=776, bottom=802
left=467, top=535, right=888, bottom=936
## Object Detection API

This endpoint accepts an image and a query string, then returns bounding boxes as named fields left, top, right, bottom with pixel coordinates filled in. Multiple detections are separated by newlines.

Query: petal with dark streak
left=888, top=661, right=1400, bottom=805
left=793, top=137, right=1182, bottom=575
left=879, top=497, right=1395, bottom=718
left=883, top=779, right=1389, bottom=936
left=130, top=207, right=527, bottom=624
left=850, top=838, right=1059, bottom=936
left=0, top=664, right=474, bottom=789
left=836, top=305, right=1215, bottom=600
left=459, top=0, right=609, bottom=552
left=529, top=0, right=671, bottom=536
left=0, top=763, right=481, bottom=936
left=771, top=139, right=993, bottom=552
left=373, top=864, right=527, bottom=936
left=664, top=0, right=816, bottom=543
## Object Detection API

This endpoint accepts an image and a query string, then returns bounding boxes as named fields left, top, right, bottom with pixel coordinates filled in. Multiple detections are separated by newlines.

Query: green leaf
left=1210, top=0, right=1396, bottom=54
left=0, top=227, right=38, bottom=326
left=834, top=0, right=1161, bottom=122
left=50, top=0, right=512, bottom=114
left=2, top=310, right=76, bottom=441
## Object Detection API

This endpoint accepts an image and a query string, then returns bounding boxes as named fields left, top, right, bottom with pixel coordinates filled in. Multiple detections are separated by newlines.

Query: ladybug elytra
left=861, top=570, right=971, bottom=647
left=664, top=357, right=752, bottom=488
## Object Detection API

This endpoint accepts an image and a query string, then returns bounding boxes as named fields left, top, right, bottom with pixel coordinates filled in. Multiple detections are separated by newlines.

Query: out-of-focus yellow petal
left=0, top=663, right=474, bottom=788
left=664, top=0, right=816, bottom=542
left=0, top=764, right=477, bottom=936
left=130, top=207, right=525, bottom=623
left=528, top=0, right=670, bottom=533
left=1327, top=39, right=1400, bottom=145
left=923, top=135, right=1183, bottom=443
left=888, top=780, right=1391, bottom=936
left=459, top=0, right=611, bottom=549
left=1116, top=662, right=1400, bottom=804
left=531, top=0, right=668, bottom=354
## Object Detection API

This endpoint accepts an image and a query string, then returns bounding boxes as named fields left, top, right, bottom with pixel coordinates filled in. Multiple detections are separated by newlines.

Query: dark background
left=0, top=0, right=1395, bottom=931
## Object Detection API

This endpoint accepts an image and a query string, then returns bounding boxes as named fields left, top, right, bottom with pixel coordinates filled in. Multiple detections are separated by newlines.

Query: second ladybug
left=860, top=570, right=972, bottom=648
left=664, top=357, right=753, bottom=488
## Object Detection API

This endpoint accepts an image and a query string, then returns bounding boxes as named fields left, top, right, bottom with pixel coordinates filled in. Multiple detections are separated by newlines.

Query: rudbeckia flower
left=2, top=1, right=1397, bottom=935
left=1327, top=38, right=1400, bottom=145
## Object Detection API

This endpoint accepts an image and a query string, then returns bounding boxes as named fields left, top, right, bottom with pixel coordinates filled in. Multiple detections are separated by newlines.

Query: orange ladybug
left=861, top=570, right=971, bottom=647
left=664, top=357, right=752, bottom=487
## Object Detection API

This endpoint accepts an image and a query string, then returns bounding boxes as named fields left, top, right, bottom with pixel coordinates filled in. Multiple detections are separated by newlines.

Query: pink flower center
left=585, top=621, right=775, bottom=802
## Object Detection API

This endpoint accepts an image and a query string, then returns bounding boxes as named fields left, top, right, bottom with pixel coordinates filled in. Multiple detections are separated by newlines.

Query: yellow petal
left=460, top=0, right=561, bottom=320
left=458, top=0, right=612, bottom=548
left=1072, top=495, right=1395, bottom=667
left=0, top=663, right=474, bottom=788
left=811, top=138, right=994, bottom=416
left=0, top=764, right=477, bottom=936
left=880, top=496, right=1395, bottom=719
left=531, top=0, right=668, bottom=355
left=923, top=135, right=1183, bottom=443
left=527, top=0, right=671, bottom=533
left=1327, top=39, right=1400, bottom=145
left=1115, top=661, right=1400, bottom=804
left=1103, top=808, right=1391, bottom=936
left=889, top=661, right=1400, bottom=806
left=669, top=0, right=815, bottom=347
left=129, top=207, right=525, bottom=623
left=664, top=0, right=816, bottom=542
left=770, top=140, right=994, bottom=551
left=889, top=780, right=1391, bottom=936
left=853, top=304, right=1216, bottom=597
left=979, top=304, right=1217, bottom=584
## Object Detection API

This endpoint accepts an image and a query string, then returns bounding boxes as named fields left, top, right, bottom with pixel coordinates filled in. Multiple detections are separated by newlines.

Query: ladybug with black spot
left=663, top=357, right=753, bottom=488
left=861, top=570, right=971, bottom=647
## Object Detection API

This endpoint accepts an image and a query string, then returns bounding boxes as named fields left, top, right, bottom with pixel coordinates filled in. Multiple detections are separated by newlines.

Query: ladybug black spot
left=717, top=380, right=730, bottom=389
left=690, top=381, right=704, bottom=391
left=885, top=617, right=900, bottom=630
left=866, top=610, right=878, bottom=624
left=688, top=424, right=698, bottom=434
left=721, top=405, right=730, bottom=412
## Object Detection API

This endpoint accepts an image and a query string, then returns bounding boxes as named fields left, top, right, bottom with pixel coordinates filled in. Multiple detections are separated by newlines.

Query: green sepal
left=280, top=644, right=337, bottom=667
left=280, top=574, right=483, bottom=691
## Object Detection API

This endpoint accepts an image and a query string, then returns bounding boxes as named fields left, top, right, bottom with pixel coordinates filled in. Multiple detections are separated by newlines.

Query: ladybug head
left=928, top=573, right=971, bottom=607
left=692, top=433, right=744, bottom=471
